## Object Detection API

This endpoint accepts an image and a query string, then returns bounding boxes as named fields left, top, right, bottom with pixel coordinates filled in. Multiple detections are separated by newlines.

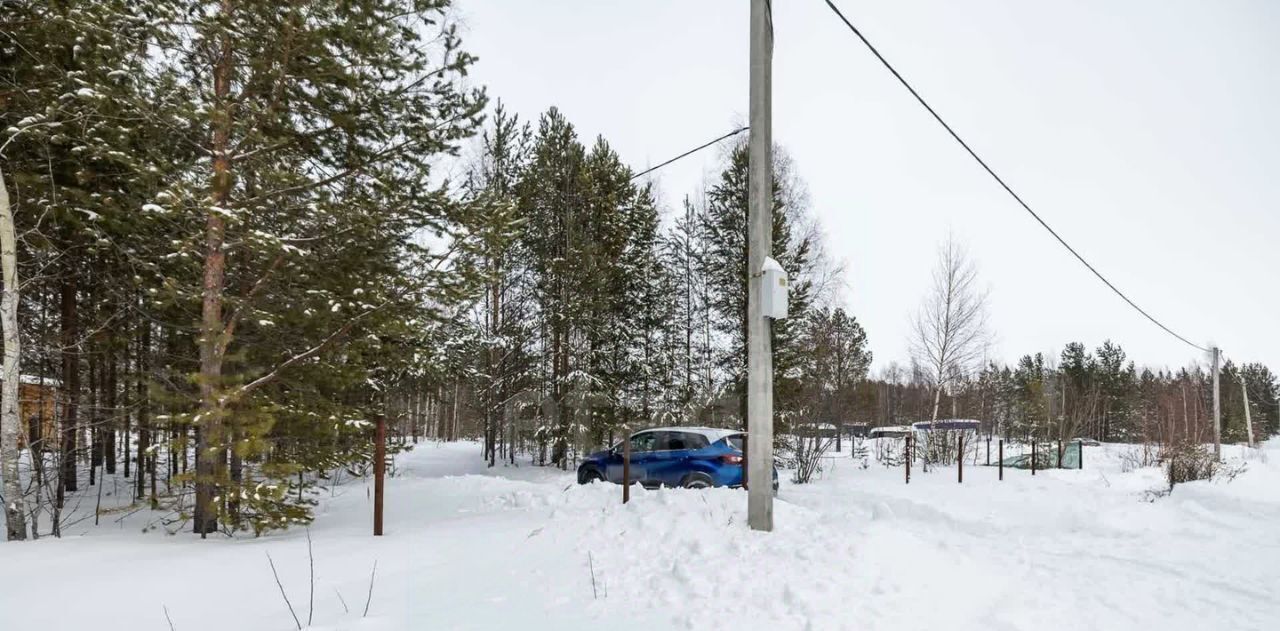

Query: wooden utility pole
left=1212, top=347, right=1221, bottom=460
left=1239, top=376, right=1254, bottom=448
left=746, top=0, right=775, bottom=532
left=373, top=414, right=385, bottom=536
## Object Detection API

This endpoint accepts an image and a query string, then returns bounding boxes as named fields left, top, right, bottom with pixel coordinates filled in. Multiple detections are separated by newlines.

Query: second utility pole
left=1239, top=375, right=1254, bottom=448
left=1212, top=346, right=1221, bottom=460
left=747, top=0, right=775, bottom=532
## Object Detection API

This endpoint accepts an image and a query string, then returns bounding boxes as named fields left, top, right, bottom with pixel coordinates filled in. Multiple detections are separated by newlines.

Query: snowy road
left=2, top=440, right=1277, bottom=630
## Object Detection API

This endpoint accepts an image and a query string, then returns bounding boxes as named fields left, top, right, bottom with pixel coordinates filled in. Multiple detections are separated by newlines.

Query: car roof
left=635, top=426, right=742, bottom=442
left=869, top=425, right=913, bottom=433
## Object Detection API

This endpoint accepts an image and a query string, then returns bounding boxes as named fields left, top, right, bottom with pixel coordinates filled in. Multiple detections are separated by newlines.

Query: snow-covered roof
left=808, top=423, right=839, bottom=430
left=868, top=425, right=913, bottom=434
left=635, top=426, right=742, bottom=442
left=912, top=419, right=981, bottom=431
left=3, top=375, right=59, bottom=386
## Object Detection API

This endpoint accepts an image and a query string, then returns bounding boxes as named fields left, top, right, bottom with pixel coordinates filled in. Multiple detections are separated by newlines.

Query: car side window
left=656, top=431, right=706, bottom=451
left=683, top=433, right=709, bottom=450
left=628, top=432, right=658, bottom=453
left=660, top=432, right=687, bottom=451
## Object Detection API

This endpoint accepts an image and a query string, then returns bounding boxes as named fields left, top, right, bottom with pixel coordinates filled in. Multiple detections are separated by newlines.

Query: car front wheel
left=578, top=468, right=605, bottom=485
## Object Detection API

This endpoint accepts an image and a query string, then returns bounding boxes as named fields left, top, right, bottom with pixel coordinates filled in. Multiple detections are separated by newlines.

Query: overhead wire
left=630, top=127, right=749, bottom=182
left=819, top=0, right=1210, bottom=354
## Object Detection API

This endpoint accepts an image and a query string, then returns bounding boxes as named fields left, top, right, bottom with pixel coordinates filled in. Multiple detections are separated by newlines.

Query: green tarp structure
left=998, top=441, right=1083, bottom=470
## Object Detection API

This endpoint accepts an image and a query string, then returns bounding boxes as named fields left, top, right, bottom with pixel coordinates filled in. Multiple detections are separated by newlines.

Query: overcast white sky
left=454, top=0, right=1280, bottom=374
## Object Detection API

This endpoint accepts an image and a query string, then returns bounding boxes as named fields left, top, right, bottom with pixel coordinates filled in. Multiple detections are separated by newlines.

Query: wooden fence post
left=998, top=439, right=1003, bottom=481
left=622, top=432, right=631, bottom=504
left=1031, top=441, right=1037, bottom=476
left=1078, top=439, right=1084, bottom=470
left=1057, top=439, right=1063, bottom=469
left=957, top=435, right=963, bottom=483
left=374, top=413, right=386, bottom=536
left=904, top=435, right=911, bottom=485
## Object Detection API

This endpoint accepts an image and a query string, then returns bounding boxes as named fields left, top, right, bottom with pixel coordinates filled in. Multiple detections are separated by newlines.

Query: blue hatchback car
left=577, top=427, right=779, bottom=491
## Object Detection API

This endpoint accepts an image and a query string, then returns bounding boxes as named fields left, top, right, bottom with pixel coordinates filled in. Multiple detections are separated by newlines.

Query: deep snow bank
left=1, top=440, right=1277, bottom=631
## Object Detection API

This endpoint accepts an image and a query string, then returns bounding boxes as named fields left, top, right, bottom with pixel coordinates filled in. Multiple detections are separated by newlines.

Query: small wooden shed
left=8, top=375, right=58, bottom=451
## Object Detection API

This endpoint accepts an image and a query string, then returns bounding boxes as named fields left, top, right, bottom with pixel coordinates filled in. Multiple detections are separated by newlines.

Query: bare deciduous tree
left=909, top=234, right=990, bottom=423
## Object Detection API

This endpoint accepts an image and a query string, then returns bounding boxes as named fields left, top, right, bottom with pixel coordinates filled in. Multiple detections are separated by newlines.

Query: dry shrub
left=792, top=434, right=834, bottom=484
left=1120, top=444, right=1160, bottom=472
left=1162, top=441, right=1216, bottom=488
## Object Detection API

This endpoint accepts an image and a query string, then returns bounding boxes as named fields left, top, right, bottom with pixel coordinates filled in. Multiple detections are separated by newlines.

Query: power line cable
left=630, top=126, right=749, bottom=182
left=819, top=0, right=1209, bottom=354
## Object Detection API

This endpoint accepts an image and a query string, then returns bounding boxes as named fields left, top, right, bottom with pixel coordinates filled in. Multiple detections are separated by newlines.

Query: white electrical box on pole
left=747, top=0, right=775, bottom=532
left=762, top=256, right=788, bottom=320
left=1211, top=346, right=1221, bottom=460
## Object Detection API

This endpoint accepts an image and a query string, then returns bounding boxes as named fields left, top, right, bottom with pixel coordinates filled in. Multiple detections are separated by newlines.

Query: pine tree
left=461, top=102, right=531, bottom=466
left=701, top=144, right=815, bottom=427
left=1, top=0, right=179, bottom=530
left=517, top=108, right=589, bottom=466
left=800, top=306, right=872, bottom=423
left=147, top=0, right=488, bottom=534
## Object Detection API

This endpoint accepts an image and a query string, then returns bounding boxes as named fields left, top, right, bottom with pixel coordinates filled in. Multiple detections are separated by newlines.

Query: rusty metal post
left=622, top=433, right=631, bottom=504
left=998, top=439, right=1004, bottom=481
left=374, top=413, right=386, bottom=536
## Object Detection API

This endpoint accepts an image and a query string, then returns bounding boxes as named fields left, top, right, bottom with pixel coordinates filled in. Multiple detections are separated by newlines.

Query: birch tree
left=909, top=234, right=990, bottom=423
left=0, top=167, right=24, bottom=540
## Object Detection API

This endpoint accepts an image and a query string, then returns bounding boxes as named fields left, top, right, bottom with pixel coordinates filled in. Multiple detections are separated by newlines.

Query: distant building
left=841, top=422, right=869, bottom=438
left=5, top=375, right=58, bottom=451
left=911, top=419, right=981, bottom=433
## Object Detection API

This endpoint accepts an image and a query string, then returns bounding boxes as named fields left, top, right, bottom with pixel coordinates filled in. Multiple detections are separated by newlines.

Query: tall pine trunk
left=486, top=272, right=499, bottom=467
left=194, top=0, right=234, bottom=536
left=104, top=344, right=116, bottom=475
left=59, top=251, right=79, bottom=499
left=136, top=322, right=151, bottom=504
left=88, top=343, right=98, bottom=487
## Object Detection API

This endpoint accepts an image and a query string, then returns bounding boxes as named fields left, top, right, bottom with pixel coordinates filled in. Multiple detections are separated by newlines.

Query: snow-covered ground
left=2, top=440, right=1278, bottom=631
